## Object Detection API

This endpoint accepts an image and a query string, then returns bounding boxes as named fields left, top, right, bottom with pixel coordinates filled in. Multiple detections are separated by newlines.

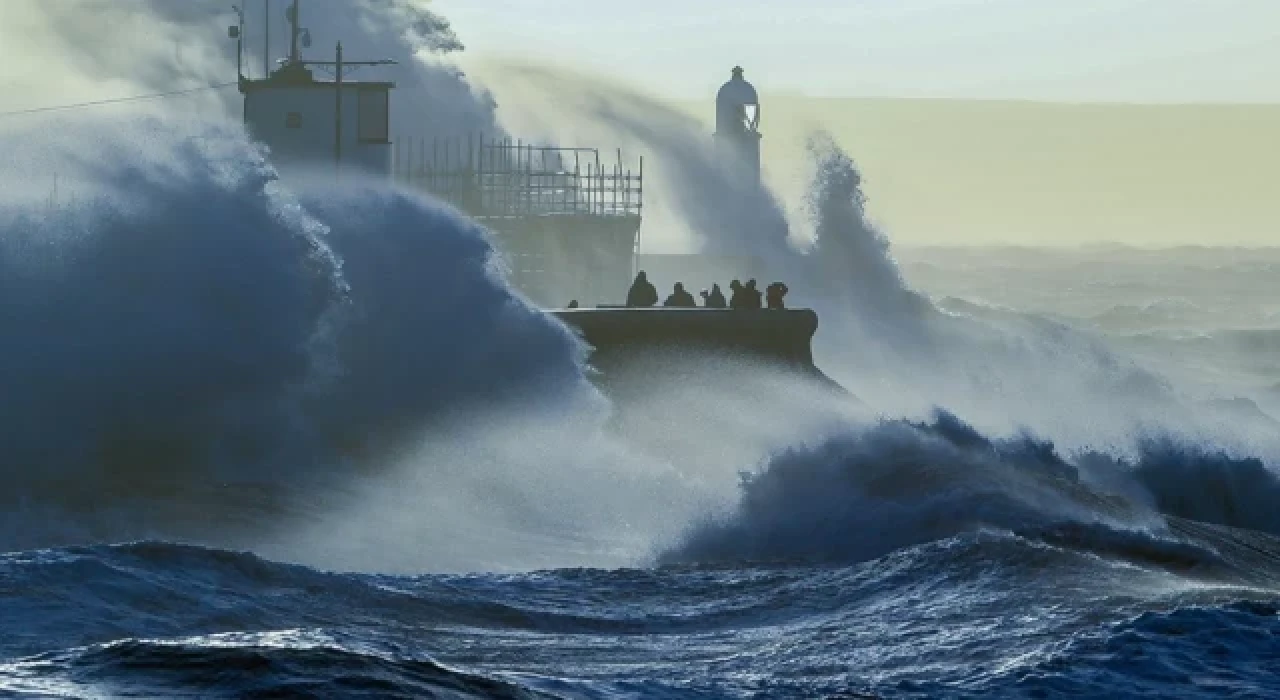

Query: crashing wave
left=662, top=410, right=1280, bottom=586
left=0, top=116, right=590, bottom=551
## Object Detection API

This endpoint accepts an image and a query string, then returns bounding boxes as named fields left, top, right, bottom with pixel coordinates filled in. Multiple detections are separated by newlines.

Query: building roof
left=238, top=63, right=395, bottom=93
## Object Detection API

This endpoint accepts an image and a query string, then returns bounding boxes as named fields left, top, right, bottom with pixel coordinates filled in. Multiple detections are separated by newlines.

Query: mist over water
left=470, top=61, right=795, bottom=259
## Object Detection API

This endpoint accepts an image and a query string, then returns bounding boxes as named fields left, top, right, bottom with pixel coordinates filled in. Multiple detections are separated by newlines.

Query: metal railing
left=393, top=134, right=643, bottom=219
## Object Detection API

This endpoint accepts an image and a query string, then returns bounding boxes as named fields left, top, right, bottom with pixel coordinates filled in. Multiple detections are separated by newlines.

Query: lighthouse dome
left=717, top=66, right=758, bottom=106
left=716, top=66, right=760, bottom=134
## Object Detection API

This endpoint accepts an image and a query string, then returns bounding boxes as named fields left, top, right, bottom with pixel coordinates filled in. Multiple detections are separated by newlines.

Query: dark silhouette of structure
left=714, top=66, right=762, bottom=185
left=664, top=283, right=697, bottom=308
left=549, top=306, right=840, bottom=393
left=626, top=271, right=659, bottom=307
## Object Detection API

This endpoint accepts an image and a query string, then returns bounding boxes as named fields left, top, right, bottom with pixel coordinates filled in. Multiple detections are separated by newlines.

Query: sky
left=436, top=0, right=1280, bottom=103
left=433, top=0, right=1280, bottom=247
left=0, top=1, right=1274, bottom=247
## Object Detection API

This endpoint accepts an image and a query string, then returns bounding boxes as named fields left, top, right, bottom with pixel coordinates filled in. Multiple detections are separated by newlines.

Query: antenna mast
left=288, top=0, right=302, bottom=63
left=335, top=42, right=343, bottom=165
left=263, top=0, right=270, bottom=76
left=229, top=5, right=244, bottom=80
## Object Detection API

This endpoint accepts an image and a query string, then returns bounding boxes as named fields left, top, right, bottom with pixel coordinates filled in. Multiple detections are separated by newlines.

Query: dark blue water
left=5, top=408, right=1280, bottom=698
left=3, top=529, right=1278, bottom=699
left=4, top=117, right=1280, bottom=698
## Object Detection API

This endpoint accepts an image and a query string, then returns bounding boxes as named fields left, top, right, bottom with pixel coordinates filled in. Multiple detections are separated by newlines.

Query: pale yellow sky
left=437, top=0, right=1280, bottom=103
left=437, top=2, right=1280, bottom=246
left=1, top=1, right=1274, bottom=247
left=752, top=98, right=1280, bottom=247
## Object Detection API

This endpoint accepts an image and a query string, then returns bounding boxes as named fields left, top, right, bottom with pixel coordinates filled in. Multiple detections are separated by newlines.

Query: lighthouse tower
left=228, top=0, right=396, bottom=175
left=714, top=66, right=762, bottom=184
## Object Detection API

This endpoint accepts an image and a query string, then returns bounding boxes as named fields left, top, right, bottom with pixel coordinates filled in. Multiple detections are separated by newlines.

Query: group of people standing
left=625, top=271, right=788, bottom=310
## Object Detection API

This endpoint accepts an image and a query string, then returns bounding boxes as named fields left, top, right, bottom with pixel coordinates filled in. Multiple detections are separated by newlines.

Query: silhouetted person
left=567, top=299, right=580, bottom=308
left=626, top=270, right=658, bottom=307
left=729, top=279, right=747, bottom=309
left=744, top=279, right=763, bottom=309
left=664, top=282, right=697, bottom=308
left=701, top=283, right=727, bottom=308
left=765, top=282, right=788, bottom=310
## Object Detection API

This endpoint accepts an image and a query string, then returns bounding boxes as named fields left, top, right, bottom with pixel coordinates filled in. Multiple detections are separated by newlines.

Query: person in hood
left=728, top=279, right=746, bottom=309
left=765, top=282, right=788, bottom=309
left=664, top=282, right=697, bottom=308
left=743, top=279, right=763, bottom=309
left=701, top=283, right=727, bottom=308
left=626, top=270, right=658, bottom=307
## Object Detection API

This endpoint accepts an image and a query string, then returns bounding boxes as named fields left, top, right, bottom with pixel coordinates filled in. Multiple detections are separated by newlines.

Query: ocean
left=1, top=116, right=1279, bottom=699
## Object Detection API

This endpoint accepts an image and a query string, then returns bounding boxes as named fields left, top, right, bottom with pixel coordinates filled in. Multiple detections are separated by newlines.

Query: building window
left=285, top=112, right=303, bottom=129
left=358, top=88, right=389, bottom=143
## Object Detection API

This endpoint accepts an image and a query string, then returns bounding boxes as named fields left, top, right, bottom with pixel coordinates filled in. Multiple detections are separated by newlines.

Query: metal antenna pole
left=334, top=41, right=343, bottom=166
left=231, top=5, right=244, bottom=80
left=263, top=0, right=270, bottom=76
left=288, top=0, right=301, bottom=63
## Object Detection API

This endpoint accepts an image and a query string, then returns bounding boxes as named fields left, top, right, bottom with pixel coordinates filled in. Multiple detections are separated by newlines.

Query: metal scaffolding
left=392, top=134, right=643, bottom=220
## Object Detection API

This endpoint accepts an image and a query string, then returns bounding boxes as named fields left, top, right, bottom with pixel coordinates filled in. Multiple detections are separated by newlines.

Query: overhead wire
left=0, top=82, right=239, bottom=119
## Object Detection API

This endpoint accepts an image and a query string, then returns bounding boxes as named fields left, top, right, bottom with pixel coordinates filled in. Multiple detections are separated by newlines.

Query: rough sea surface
left=3, top=524, right=1279, bottom=698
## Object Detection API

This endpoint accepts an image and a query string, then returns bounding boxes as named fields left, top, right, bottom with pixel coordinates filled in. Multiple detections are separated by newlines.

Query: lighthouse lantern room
left=714, top=66, right=762, bottom=184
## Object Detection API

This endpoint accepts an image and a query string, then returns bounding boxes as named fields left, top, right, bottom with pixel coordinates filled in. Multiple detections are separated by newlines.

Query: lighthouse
left=228, top=0, right=396, bottom=175
left=714, top=66, right=762, bottom=185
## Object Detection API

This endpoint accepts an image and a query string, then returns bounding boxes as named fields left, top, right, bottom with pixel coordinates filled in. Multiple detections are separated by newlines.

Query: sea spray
left=2, top=0, right=499, bottom=140
left=787, top=130, right=1280, bottom=458
left=0, top=115, right=588, bottom=553
left=469, top=59, right=1280, bottom=494
left=802, top=131, right=926, bottom=321
left=470, top=61, right=795, bottom=259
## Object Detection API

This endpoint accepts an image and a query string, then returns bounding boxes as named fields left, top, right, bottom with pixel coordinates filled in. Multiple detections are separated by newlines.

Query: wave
left=3, top=537, right=1276, bottom=699
left=0, top=541, right=845, bottom=659
left=660, top=410, right=1280, bottom=586
left=0, top=630, right=551, bottom=700
left=1089, top=299, right=1208, bottom=331
left=1122, top=327, right=1280, bottom=357
left=992, top=600, right=1280, bottom=699
left=0, top=115, right=589, bottom=552
left=1119, top=442, right=1280, bottom=536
